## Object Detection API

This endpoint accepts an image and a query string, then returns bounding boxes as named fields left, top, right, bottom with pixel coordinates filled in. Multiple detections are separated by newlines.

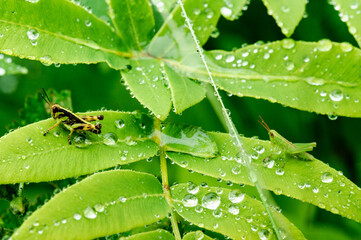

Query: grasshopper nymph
left=258, top=116, right=316, bottom=161
left=40, top=88, right=104, bottom=144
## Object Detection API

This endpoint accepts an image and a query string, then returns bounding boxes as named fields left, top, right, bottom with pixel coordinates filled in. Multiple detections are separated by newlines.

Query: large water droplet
left=228, top=204, right=239, bottom=215
left=182, top=194, right=198, bottom=207
left=329, top=89, right=343, bottom=102
left=317, top=39, right=332, bottom=52
left=94, top=203, right=105, bottom=212
left=321, top=172, right=333, bottom=183
left=103, top=132, right=118, bottom=146
left=281, top=39, right=295, bottom=49
left=201, top=192, right=221, bottom=210
left=187, top=182, right=199, bottom=194
left=27, top=29, right=39, bottom=40
left=115, top=119, right=125, bottom=128
left=73, top=213, right=82, bottom=220
left=83, top=207, right=97, bottom=219
left=228, top=190, right=245, bottom=203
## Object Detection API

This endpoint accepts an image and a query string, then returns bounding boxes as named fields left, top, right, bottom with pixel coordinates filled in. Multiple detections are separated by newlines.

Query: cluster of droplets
left=179, top=183, right=271, bottom=239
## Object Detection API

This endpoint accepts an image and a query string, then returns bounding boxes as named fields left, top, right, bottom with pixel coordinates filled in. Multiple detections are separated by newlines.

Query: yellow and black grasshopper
left=40, top=88, right=104, bottom=144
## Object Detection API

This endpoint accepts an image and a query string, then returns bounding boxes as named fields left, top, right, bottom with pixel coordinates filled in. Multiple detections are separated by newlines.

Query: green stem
left=154, top=118, right=182, bottom=240
left=176, top=1, right=283, bottom=238
left=205, top=84, right=228, bottom=131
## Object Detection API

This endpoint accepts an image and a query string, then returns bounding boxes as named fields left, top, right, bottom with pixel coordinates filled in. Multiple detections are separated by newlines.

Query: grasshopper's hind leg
left=44, top=120, right=62, bottom=136
left=68, top=128, right=74, bottom=145
left=81, top=115, right=104, bottom=122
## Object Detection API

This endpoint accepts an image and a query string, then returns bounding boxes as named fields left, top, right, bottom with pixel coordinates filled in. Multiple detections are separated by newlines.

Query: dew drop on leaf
left=187, top=182, right=199, bottom=194
left=340, top=42, right=353, bottom=52
left=258, top=229, right=271, bottom=240
left=103, top=132, right=118, bottom=146
left=115, top=119, right=125, bottom=128
left=27, top=29, right=39, bottom=40
left=228, top=204, right=239, bottom=215
left=73, top=213, right=81, bottom=220
left=275, top=168, right=285, bottom=175
left=94, top=203, right=105, bottom=212
left=321, top=172, right=333, bottom=183
left=228, top=190, right=245, bottom=203
left=329, top=89, right=343, bottom=102
left=281, top=39, right=295, bottom=49
left=212, top=209, right=222, bottom=218
left=317, top=39, right=332, bottom=52
left=83, top=207, right=97, bottom=219
left=182, top=194, right=198, bottom=207
left=220, top=7, right=232, bottom=18
left=201, top=192, right=221, bottom=210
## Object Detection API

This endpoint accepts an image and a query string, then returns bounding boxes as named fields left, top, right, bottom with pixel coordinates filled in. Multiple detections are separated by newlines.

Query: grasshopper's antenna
left=258, top=115, right=270, bottom=132
left=40, top=88, right=52, bottom=106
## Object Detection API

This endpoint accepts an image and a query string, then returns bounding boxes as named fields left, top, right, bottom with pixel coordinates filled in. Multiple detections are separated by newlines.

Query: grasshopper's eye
left=270, top=132, right=274, bottom=138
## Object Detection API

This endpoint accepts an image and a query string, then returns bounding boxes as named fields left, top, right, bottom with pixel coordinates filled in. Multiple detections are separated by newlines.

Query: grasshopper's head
left=51, top=104, right=62, bottom=119
left=91, top=123, right=102, bottom=134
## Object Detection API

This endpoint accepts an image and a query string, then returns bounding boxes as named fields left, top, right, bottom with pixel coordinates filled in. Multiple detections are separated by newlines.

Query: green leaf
left=220, top=0, right=249, bottom=21
left=163, top=64, right=205, bottom=113
left=147, top=0, right=223, bottom=59
left=108, top=0, right=155, bottom=51
left=178, top=40, right=361, bottom=118
left=330, top=0, right=361, bottom=47
left=121, top=229, right=175, bottom=240
left=77, top=0, right=112, bottom=26
left=162, top=123, right=218, bottom=158
left=121, top=59, right=172, bottom=120
left=0, top=111, right=158, bottom=184
left=12, top=170, right=170, bottom=240
left=182, top=231, right=213, bottom=240
left=0, top=55, right=27, bottom=75
left=167, top=132, right=361, bottom=224
left=0, top=0, right=129, bottom=68
left=171, top=184, right=306, bottom=239
left=262, top=0, right=307, bottom=36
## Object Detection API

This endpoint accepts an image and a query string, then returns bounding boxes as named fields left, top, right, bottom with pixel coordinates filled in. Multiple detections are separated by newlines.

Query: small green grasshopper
left=258, top=116, right=316, bottom=161
left=40, top=88, right=104, bottom=144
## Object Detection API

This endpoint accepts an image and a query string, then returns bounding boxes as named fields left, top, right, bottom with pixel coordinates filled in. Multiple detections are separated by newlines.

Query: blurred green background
left=1, top=0, right=361, bottom=239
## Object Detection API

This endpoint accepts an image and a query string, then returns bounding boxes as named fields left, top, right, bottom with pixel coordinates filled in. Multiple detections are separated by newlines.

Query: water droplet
left=228, top=204, right=239, bottom=215
left=263, top=158, right=275, bottom=168
left=232, top=166, right=241, bottom=175
left=312, top=187, right=319, bottom=193
left=27, top=29, right=39, bottom=40
left=103, top=132, right=118, bottom=146
left=201, top=192, right=221, bottom=210
left=228, top=190, right=245, bottom=203
left=182, top=194, right=198, bottom=207
left=274, top=188, right=282, bottom=195
left=26, top=138, right=33, bottom=144
left=258, top=229, right=271, bottom=240
left=275, top=168, right=285, bottom=175
left=317, top=39, right=332, bottom=52
left=0, top=67, right=5, bottom=76
left=340, top=42, right=353, bottom=52
left=73, top=213, right=81, bottom=220
left=85, top=19, right=92, bottom=27
left=328, top=113, right=338, bottom=120
left=195, top=205, right=203, bottom=213
left=213, top=208, right=222, bottom=218
left=321, top=172, right=333, bottom=183
left=25, top=0, right=39, bottom=3
left=83, top=207, right=96, bottom=219
left=187, top=182, right=199, bottom=194
left=115, top=119, right=125, bottom=128
left=285, top=61, right=295, bottom=71
left=221, top=7, right=232, bottom=18
left=94, top=203, right=105, bottom=212
left=225, top=55, right=235, bottom=63
left=281, top=39, right=295, bottom=49
left=329, top=89, right=343, bottom=102
left=281, top=5, right=290, bottom=13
